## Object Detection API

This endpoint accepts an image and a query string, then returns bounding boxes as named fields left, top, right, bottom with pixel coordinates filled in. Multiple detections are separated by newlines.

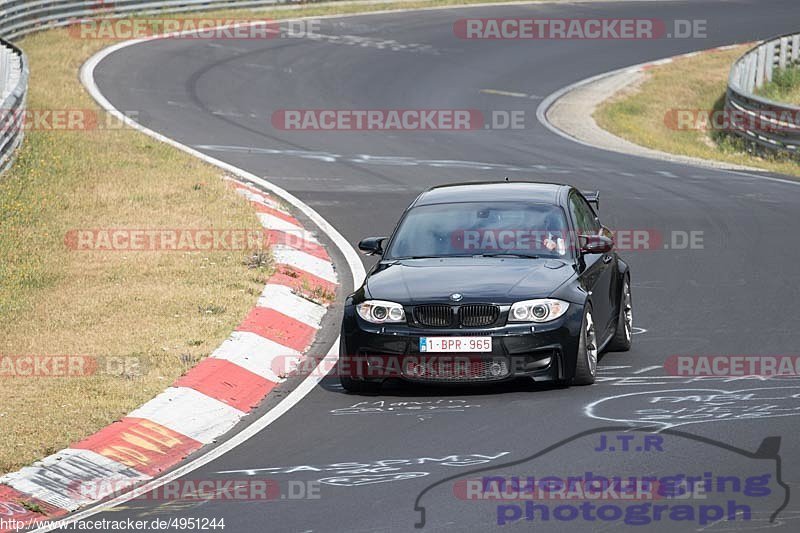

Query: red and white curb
left=0, top=180, right=338, bottom=530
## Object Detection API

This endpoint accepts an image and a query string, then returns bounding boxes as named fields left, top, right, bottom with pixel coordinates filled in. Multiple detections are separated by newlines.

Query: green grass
left=757, top=64, right=800, bottom=105
left=595, top=46, right=800, bottom=177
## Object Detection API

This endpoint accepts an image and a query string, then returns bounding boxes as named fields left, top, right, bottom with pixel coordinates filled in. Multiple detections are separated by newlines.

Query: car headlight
left=356, top=300, right=406, bottom=324
left=508, top=299, right=569, bottom=323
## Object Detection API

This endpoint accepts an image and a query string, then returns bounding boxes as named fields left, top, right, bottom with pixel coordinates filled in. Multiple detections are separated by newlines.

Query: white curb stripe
left=34, top=8, right=369, bottom=526
left=0, top=449, right=149, bottom=511
left=128, top=388, right=245, bottom=444
left=272, top=245, right=337, bottom=283
left=211, top=331, right=298, bottom=382
left=256, top=212, right=308, bottom=234
left=257, top=283, right=327, bottom=328
left=234, top=187, right=289, bottom=213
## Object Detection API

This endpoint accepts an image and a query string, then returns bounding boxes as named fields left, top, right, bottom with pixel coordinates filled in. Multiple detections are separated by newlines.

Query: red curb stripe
left=173, top=359, right=276, bottom=413
left=0, top=486, right=67, bottom=531
left=228, top=180, right=268, bottom=198
left=267, top=229, right=329, bottom=260
left=269, top=267, right=338, bottom=296
left=227, top=181, right=296, bottom=224
left=237, top=307, right=318, bottom=353
left=230, top=181, right=288, bottom=211
left=251, top=202, right=300, bottom=226
left=0, top=179, right=337, bottom=522
left=73, top=418, right=202, bottom=477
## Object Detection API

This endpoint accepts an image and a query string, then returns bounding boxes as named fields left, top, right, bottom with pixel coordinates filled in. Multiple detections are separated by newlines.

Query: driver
left=542, top=210, right=567, bottom=256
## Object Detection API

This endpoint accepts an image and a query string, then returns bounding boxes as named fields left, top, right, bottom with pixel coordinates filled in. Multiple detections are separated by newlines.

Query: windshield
left=385, top=201, right=571, bottom=260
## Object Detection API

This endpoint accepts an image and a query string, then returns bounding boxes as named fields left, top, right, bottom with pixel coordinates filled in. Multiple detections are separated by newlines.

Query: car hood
left=364, top=258, right=575, bottom=304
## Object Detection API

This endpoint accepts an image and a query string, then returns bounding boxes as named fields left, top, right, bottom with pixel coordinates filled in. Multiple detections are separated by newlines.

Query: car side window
left=568, top=193, right=600, bottom=235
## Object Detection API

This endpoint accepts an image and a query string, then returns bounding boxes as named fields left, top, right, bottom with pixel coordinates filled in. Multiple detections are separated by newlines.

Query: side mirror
left=358, top=236, right=387, bottom=255
left=580, top=235, right=613, bottom=254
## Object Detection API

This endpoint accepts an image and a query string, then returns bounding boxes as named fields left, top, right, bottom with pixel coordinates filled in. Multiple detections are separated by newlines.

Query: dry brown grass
left=0, top=29, right=271, bottom=474
left=595, top=46, right=800, bottom=177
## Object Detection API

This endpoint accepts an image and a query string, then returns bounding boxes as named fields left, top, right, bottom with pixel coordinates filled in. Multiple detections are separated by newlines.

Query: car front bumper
left=340, top=303, right=584, bottom=385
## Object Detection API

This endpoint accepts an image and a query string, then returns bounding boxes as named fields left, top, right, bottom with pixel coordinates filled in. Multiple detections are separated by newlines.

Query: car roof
left=413, top=181, right=568, bottom=207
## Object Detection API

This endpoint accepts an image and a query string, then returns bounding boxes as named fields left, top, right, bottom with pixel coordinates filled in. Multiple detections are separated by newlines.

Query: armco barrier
left=0, top=0, right=296, bottom=40
left=0, top=38, right=26, bottom=176
left=726, top=32, right=800, bottom=156
left=0, top=0, right=306, bottom=176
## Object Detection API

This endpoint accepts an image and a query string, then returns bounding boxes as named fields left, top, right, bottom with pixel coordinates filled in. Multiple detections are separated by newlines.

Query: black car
left=338, top=181, right=632, bottom=392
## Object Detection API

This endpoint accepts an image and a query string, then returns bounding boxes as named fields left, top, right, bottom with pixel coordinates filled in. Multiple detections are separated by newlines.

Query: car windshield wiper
left=392, top=253, right=543, bottom=260
left=390, top=254, right=491, bottom=260
left=390, top=255, right=444, bottom=260
left=475, top=252, right=542, bottom=259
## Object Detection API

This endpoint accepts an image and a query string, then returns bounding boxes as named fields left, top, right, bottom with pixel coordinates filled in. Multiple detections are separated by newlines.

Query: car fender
left=617, top=256, right=629, bottom=278
left=615, top=256, right=630, bottom=312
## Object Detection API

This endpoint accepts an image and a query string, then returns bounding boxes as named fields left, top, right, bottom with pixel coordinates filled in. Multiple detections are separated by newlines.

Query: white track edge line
left=29, top=30, right=368, bottom=533
left=535, top=48, right=800, bottom=187
left=32, top=1, right=692, bottom=526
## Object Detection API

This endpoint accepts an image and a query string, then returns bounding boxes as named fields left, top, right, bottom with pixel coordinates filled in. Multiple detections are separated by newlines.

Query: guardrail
left=0, top=0, right=308, bottom=176
left=726, top=32, right=800, bottom=156
left=0, top=1, right=298, bottom=41
left=0, top=38, right=26, bottom=175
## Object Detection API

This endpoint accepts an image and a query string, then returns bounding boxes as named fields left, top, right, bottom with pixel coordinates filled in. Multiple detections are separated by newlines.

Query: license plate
left=419, top=337, right=492, bottom=353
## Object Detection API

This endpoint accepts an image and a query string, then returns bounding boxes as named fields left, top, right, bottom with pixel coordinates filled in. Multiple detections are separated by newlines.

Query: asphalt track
left=88, top=1, right=800, bottom=531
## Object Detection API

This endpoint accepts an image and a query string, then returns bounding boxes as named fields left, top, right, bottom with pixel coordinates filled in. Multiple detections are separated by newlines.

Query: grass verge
left=756, top=64, right=800, bottom=105
left=595, top=46, right=800, bottom=178
left=0, top=30, right=276, bottom=474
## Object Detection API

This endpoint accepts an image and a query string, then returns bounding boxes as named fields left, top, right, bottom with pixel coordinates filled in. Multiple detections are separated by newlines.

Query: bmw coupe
left=338, top=182, right=632, bottom=392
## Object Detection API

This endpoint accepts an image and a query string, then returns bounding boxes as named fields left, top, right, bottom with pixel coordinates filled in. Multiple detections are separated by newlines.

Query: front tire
left=608, top=276, right=633, bottom=352
left=572, top=305, right=598, bottom=385
left=338, top=335, right=382, bottom=394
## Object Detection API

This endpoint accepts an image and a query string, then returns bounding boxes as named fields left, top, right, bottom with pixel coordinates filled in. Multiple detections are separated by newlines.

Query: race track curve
left=85, top=1, right=800, bottom=530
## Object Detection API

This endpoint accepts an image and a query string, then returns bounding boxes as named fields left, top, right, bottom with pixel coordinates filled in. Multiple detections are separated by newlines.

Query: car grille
left=413, top=305, right=453, bottom=327
left=402, top=358, right=509, bottom=382
left=413, top=304, right=500, bottom=328
left=459, top=304, right=500, bottom=327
